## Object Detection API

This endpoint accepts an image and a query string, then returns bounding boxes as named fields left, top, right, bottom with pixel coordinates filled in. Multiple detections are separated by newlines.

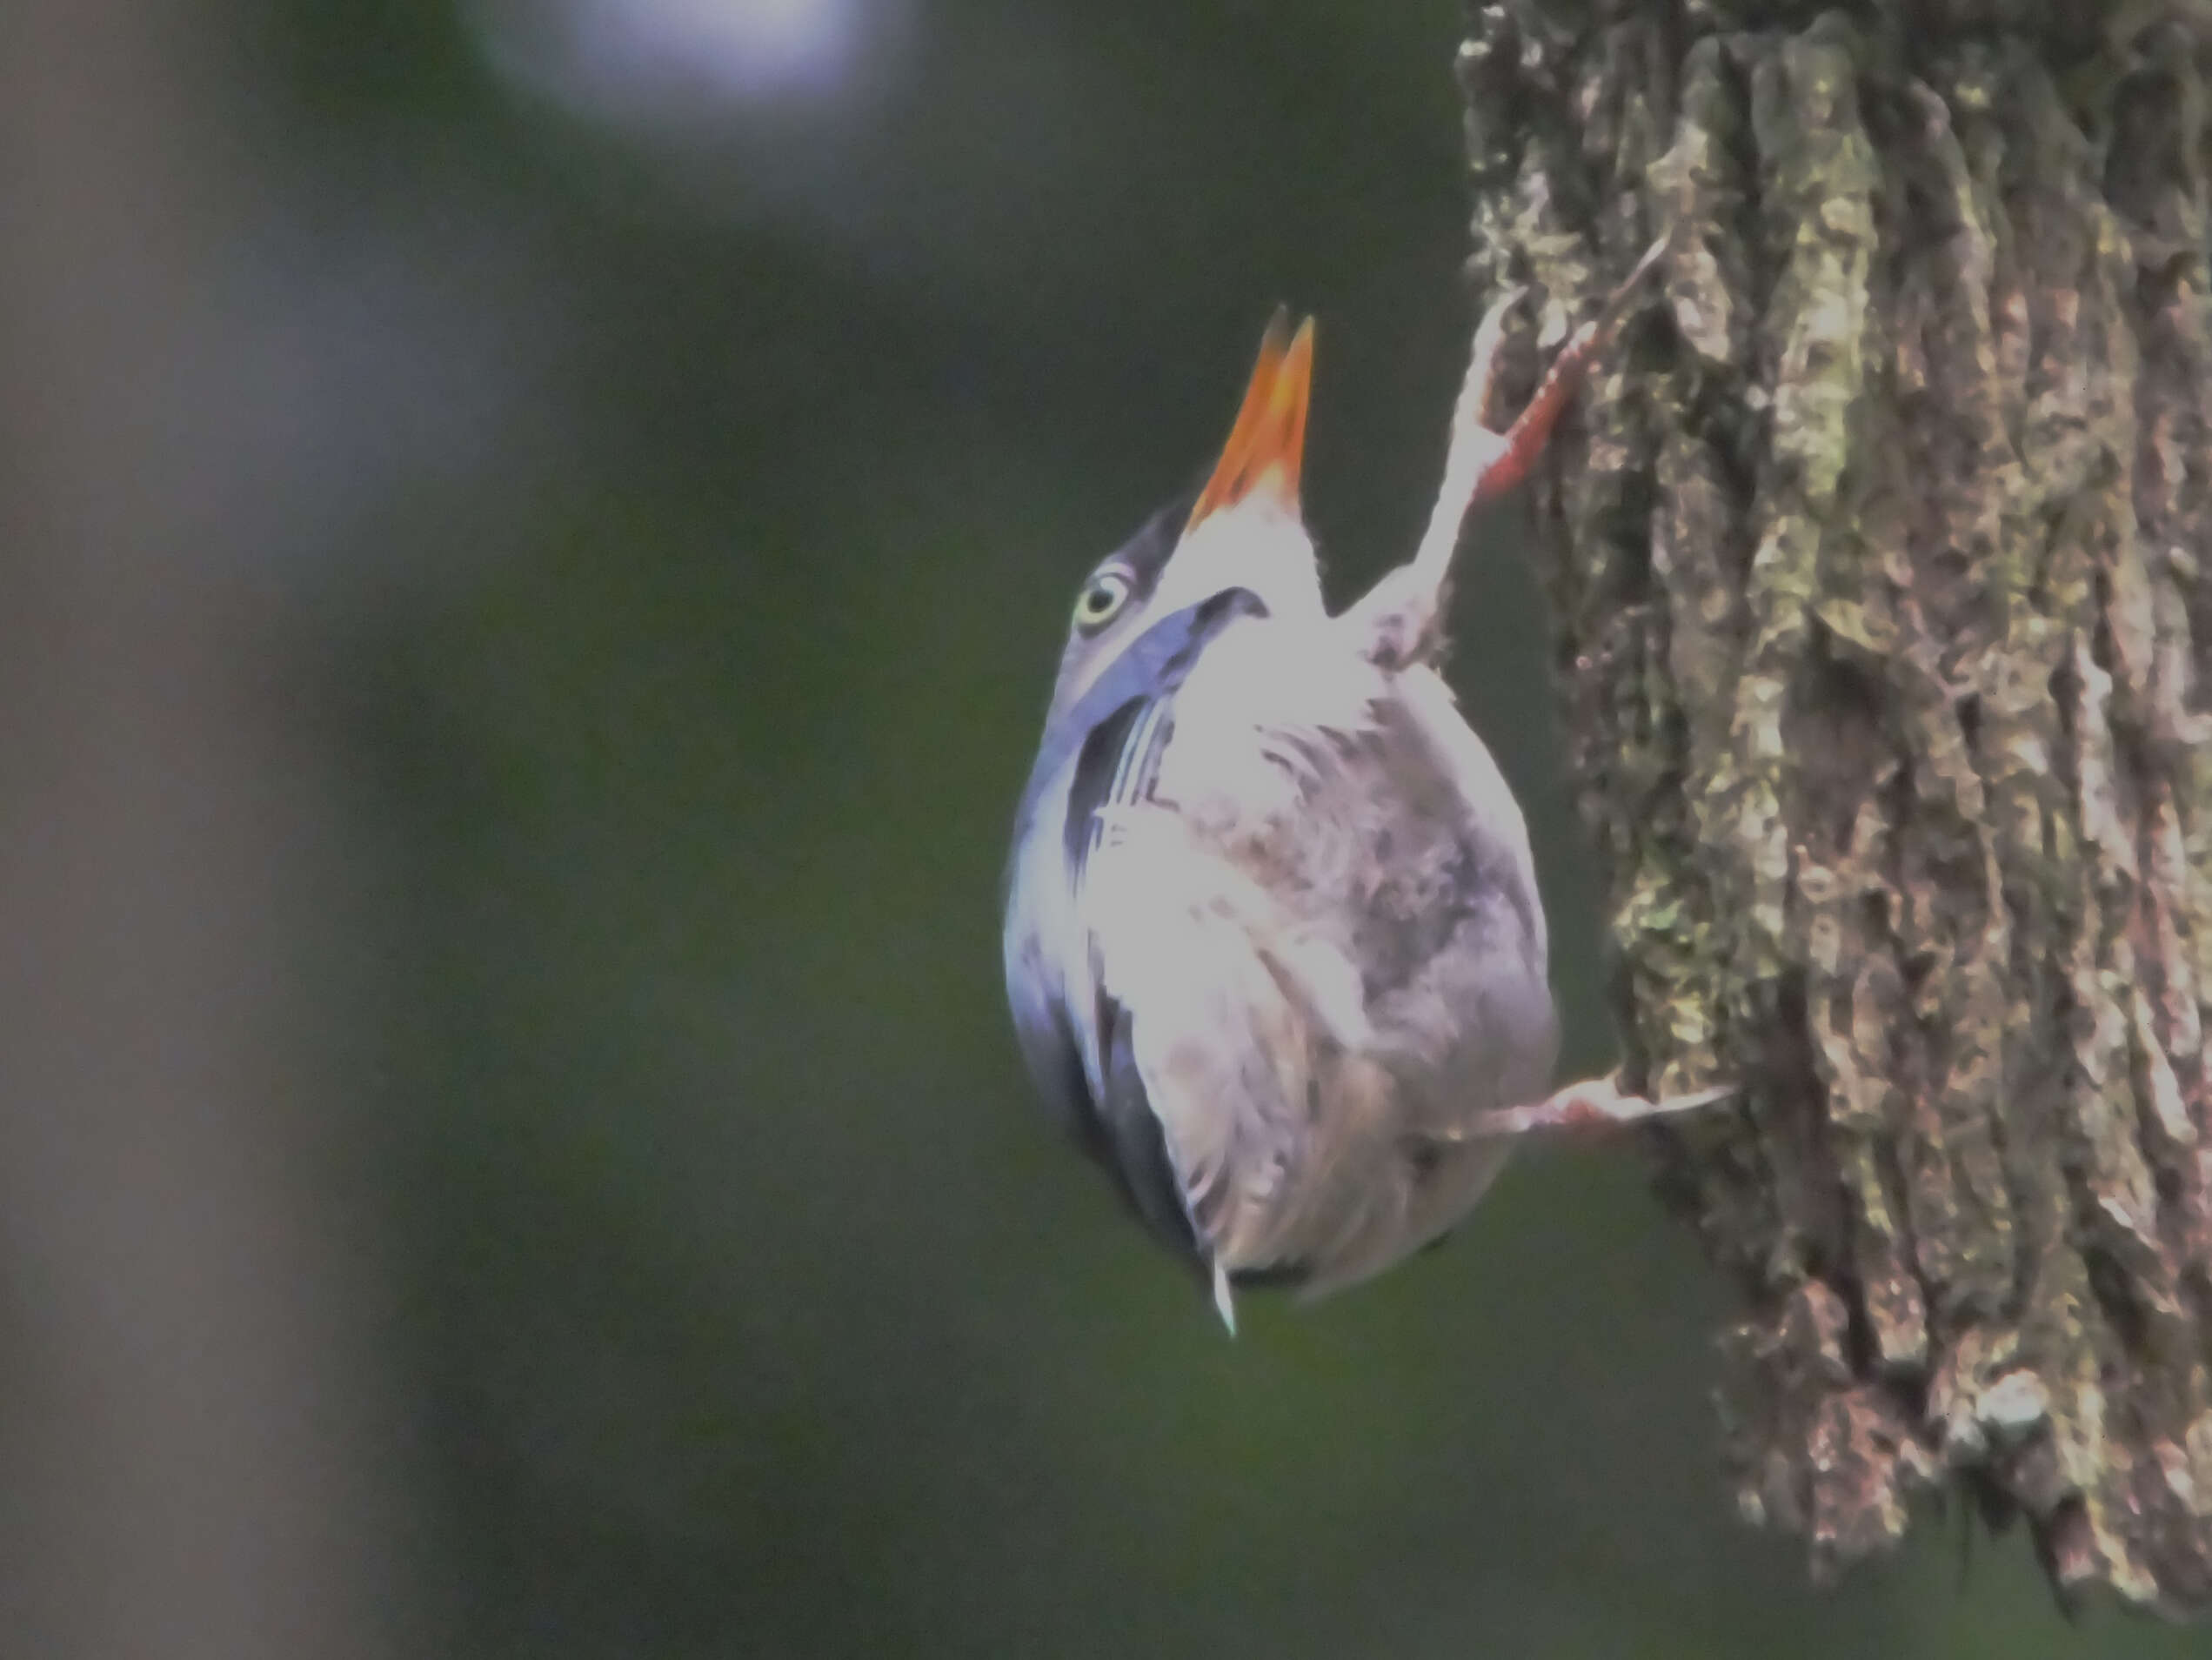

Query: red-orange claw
left=1465, top=235, right=1669, bottom=508
left=1465, top=317, right=1607, bottom=507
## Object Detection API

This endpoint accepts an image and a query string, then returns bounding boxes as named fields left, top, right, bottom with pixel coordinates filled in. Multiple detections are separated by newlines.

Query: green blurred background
left=0, top=1, right=2195, bottom=1654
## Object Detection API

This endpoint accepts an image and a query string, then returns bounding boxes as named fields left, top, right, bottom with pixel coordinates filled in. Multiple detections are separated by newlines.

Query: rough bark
left=1460, top=0, right=2212, bottom=1616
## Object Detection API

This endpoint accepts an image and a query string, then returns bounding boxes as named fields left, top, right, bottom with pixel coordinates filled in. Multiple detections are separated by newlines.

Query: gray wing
left=1003, top=592, right=1272, bottom=1276
left=1078, top=813, right=1325, bottom=1281
left=1006, top=688, right=1343, bottom=1302
left=1004, top=686, right=1204, bottom=1270
left=1063, top=693, right=1201, bottom=1262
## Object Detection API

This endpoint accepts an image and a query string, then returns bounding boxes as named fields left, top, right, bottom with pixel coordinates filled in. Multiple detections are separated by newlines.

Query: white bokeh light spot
left=473, top=0, right=895, bottom=124
left=568, top=0, right=861, bottom=101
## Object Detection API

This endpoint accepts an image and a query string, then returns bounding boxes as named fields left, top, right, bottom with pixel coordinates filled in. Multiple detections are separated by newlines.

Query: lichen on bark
left=1461, top=0, right=2212, bottom=1615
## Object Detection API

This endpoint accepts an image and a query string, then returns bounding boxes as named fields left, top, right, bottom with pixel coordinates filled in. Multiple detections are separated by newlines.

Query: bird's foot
left=1458, top=231, right=1669, bottom=508
left=1468, top=1073, right=1735, bottom=1142
left=1355, top=231, right=1670, bottom=671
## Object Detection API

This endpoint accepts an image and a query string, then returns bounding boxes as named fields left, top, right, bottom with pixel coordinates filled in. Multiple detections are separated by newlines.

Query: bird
left=1002, top=243, right=1714, bottom=1329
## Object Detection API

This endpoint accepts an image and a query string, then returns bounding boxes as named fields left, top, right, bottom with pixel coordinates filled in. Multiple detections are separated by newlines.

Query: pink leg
left=1465, top=318, right=1609, bottom=505
left=1468, top=1074, right=1735, bottom=1142
left=1352, top=232, right=1671, bottom=673
left=1467, top=233, right=1672, bottom=508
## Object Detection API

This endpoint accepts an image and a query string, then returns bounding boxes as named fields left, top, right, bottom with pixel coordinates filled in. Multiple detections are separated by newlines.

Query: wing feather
left=1004, top=589, right=1266, bottom=1273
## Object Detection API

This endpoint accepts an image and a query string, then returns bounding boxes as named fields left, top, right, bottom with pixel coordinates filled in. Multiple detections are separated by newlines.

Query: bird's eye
left=1073, top=571, right=1133, bottom=633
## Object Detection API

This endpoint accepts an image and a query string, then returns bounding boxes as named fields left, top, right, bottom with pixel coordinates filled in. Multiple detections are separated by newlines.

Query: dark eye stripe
left=1113, top=490, right=1198, bottom=588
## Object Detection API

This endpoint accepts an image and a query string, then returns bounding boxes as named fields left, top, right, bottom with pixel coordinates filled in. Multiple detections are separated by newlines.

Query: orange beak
left=1185, top=310, right=1314, bottom=535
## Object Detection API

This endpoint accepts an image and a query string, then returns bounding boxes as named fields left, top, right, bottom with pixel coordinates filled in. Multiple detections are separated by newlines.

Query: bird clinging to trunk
left=1004, top=240, right=1720, bottom=1329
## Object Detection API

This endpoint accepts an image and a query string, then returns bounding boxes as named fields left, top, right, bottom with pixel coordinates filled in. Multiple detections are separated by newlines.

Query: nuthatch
left=1004, top=244, right=1715, bottom=1328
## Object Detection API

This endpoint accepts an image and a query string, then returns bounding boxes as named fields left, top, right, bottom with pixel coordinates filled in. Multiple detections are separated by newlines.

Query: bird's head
left=1044, top=313, right=1324, bottom=724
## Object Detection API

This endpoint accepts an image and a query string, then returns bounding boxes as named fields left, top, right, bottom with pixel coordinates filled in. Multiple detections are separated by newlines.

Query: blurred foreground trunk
left=1462, top=0, right=2212, bottom=1615
left=0, top=4, right=399, bottom=1656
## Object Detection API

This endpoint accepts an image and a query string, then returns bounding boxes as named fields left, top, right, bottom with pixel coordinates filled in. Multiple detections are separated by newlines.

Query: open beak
left=1185, top=309, right=1314, bottom=535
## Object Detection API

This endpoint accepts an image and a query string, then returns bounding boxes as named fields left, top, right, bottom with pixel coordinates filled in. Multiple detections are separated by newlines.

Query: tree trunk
left=0, top=5, right=404, bottom=1655
left=1460, top=0, right=2212, bottom=1615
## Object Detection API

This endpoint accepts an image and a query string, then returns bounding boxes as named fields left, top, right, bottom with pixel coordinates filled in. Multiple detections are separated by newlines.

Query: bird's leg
left=1467, top=1074, right=1735, bottom=1143
left=1473, top=231, right=1672, bottom=513
left=1352, top=233, right=1669, bottom=670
